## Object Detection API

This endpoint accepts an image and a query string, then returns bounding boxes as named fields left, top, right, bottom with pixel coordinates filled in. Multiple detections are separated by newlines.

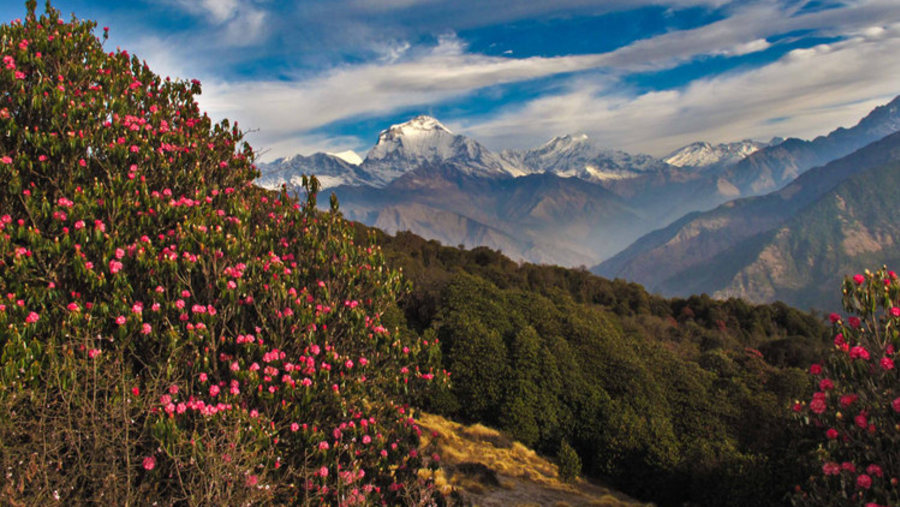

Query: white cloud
left=200, top=35, right=616, bottom=160
left=130, top=0, right=900, bottom=161
left=172, top=0, right=239, bottom=23
left=719, top=38, right=771, bottom=56
left=168, top=0, right=268, bottom=46
left=460, top=22, right=900, bottom=155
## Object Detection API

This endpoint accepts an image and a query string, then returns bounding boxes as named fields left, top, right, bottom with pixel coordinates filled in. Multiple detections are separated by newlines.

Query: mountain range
left=259, top=95, right=900, bottom=309
left=595, top=128, right=900, bottom=310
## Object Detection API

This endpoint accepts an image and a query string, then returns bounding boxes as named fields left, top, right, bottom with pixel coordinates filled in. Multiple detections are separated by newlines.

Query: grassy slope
left=418, top=413, right=650, bottom=507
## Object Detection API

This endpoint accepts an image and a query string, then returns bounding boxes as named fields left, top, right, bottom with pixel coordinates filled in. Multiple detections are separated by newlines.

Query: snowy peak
left=327, top=150, right=363, bottom=165
left=256, top=152, right=374, bottom=191
left=540, top=133, right=590, bottom=151
left=518, top=134, right=669, bottom=182
left=664, top=140, right=770, bottom=168
left=364, top=115, right=518, bottom=183
left=387, top=115, right=452, bottom=136
left=366, top=115, right=459, bottom=162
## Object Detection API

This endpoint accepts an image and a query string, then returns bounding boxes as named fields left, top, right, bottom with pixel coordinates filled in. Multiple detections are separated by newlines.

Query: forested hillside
left=358, top=227, right=831, bottom=506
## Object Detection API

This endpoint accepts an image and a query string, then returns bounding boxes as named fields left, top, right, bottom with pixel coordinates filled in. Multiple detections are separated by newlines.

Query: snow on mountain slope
left=664, top=140, right=774, bottom=169
left=363, top=115, right=523, bottom=184
left=327, top=150, right=363, bottom=165
left=517, top=134, right=670, bottom=182
left=256, top=152, right=375, bottom=190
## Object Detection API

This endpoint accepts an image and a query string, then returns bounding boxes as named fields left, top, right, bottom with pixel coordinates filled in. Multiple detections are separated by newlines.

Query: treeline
left=357, top=227, right=830, bottom=506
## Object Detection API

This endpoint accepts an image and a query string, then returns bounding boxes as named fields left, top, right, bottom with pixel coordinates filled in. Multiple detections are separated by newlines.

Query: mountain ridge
left=595, top=129, right=900, bottom=310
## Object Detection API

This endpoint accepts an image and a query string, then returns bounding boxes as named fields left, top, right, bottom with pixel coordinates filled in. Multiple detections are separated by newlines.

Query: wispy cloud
left=83, top=0, right=900, bottom=160
left=201, top=35, right=618, bottom=159
left=167, top=0, right=269, bottom=46
left=461, top=21, right=900, bottom=155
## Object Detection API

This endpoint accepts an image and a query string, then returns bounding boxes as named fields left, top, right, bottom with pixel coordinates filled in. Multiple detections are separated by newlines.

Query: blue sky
left=3, top=0, right=900, bottom=161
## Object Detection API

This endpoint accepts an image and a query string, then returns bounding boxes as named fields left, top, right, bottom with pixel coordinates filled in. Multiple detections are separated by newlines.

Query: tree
left=793, top=267, right=900, bottom=506
left=0, top=3, right=444, bottom=504
left=557, top=440, right=581, bottom=482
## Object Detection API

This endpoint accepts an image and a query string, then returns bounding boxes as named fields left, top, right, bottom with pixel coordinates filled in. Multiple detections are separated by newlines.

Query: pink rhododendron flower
left=857, top=474, right=872, bottom=489
left=809, top=397, right=826, bottom=414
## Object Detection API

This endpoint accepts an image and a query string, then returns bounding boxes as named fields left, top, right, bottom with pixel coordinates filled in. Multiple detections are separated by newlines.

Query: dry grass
left=417, top=413, right=653, bottom=507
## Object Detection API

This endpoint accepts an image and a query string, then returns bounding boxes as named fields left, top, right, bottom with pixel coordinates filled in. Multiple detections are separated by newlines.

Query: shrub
left=0, top=2, right=446, bottom=504
left=793, top=267, right=900, bottom=506
left=557, top=440, right=581, bottom=483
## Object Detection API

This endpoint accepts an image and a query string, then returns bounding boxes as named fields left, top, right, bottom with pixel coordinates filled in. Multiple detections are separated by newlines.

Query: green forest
left=364, top=227, right=831, bottom=505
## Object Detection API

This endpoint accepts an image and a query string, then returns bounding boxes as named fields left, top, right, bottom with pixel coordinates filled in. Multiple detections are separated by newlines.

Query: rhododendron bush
left=0, top=2, right=445, bottom=504
left=793, top=267, right=900, bottom=506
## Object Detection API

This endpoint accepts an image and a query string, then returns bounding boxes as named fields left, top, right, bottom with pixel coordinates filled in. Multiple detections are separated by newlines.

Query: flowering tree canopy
left=794, top=267, right=900, bottom=506
left=0, top=1, right=445, bottom=504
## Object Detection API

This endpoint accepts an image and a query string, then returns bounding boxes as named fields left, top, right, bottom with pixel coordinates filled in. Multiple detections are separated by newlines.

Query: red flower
left=810, top=397, right=827, bottom=414
left=142, top=456, right=156, bottom=471
left=866, top=464, right=883, bottom=478
left=849, top=346, right=869, bottom=360
left=853, top=274, right=865, bottom=285
left=839, top=394, right=858, bottom=408
left=856, top=473, right=872, bottom=489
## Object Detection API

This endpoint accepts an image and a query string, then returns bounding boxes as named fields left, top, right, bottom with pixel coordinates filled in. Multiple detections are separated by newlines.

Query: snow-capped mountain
left=259, top=116, right=678, bottom=191
left=362, top=115, right=524, bottom=185
left=256, top=152, right=375, bottom=190
left=514, top=133, right=669, bottom=182
left=664, top=140, right=776, bottom=169
left=327, top=150, right=363, bottom=165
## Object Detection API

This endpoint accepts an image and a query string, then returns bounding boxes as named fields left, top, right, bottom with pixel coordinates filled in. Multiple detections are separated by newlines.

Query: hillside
left=596, top=130, right=900, bottom=310
left=334, top=164, right=649, bottom=265
left=419, top=413, right=648, bottom=506
left=359, top=226, right=830, bottom=506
